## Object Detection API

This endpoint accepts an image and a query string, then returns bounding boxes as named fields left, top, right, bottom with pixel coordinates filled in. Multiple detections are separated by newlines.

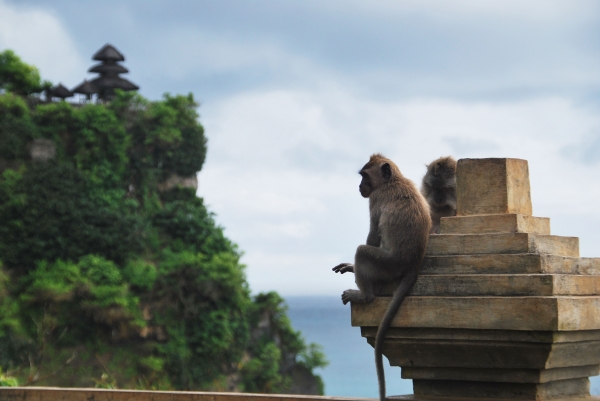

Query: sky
left=1, top=0, right=600, bottom=296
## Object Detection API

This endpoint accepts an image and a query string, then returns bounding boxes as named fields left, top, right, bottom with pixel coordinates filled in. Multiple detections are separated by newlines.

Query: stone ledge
left=389, top=395, right=600, bottom=401
left=440, top=214, right=550, bottom=235
left=374, top=338, right=600, bottom=369
left=412, top=378, right=589, bottom=400
left=421, top=254, right=600, bottom=275
left=0, top=388, right=374, bottom=401
left=359, top=328, right=600, bottom=344
left=401, top=366, right=600, bottom=384
left=373, top=274, right=600, bottom=297
left=351, top=296, right=600, bottom=331
left=426, top=234, right=579, bottom=258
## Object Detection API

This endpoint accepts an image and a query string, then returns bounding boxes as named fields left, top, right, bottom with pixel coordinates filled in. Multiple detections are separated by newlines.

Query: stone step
left=426, top=233, right=579, bottom=257
left=412, top=377, right=589, bottom=400
left=376, top=338, right=600, bottom=370
left=360, top=327, right=600, bottom=344
left=401, top=366, right=600, bottom=384
left=440, top=214, right=550, bottom=235
left=374, top=274, right=600, bottom=297
left=389, top=395, right=600, bottom=401
left=351, top=296, right=600, bottom=331
left=421, top=254, right=600, bottom=275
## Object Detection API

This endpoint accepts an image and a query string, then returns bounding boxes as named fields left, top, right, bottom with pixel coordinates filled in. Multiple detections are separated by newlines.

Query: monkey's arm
left=355, top=245, right=403, bottom=272
left=336, top=216, right=378, bottom=276
left=366, top=214, right=381, bottom=247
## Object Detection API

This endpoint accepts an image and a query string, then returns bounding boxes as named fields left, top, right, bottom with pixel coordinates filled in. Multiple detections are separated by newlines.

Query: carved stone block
left=456, top=158, right=532, bottom=216
left=426, top=233, right=579, bottom=258
left=440, top=214, right=550, bottom=235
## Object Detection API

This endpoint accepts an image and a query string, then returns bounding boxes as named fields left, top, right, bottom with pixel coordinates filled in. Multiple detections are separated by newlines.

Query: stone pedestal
left=353, top=158, right=600, bottom=400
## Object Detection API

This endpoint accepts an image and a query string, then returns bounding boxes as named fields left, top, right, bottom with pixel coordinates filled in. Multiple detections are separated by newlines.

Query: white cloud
left=0, top=1, right=85, bottom=86
left=142, top=26, right=318, bottom=83
left=199, top=87, right=600, bottom=295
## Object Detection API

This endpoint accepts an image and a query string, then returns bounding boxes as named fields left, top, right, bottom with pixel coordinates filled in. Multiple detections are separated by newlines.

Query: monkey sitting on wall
left=332, top=153, right=431, bottom=401
left=420, top=156, right=457, bottom=234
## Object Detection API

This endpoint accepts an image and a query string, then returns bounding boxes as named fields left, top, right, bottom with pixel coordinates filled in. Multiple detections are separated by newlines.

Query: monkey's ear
left=381, top=163, right=392, bottom=180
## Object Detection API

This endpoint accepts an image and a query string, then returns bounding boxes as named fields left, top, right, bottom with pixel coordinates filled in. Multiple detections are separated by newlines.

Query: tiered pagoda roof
left=71, top=80, right=96, bottom=96
left=72, top=44, right=139, bottom=101
left=48, top=83, right=73, bottom=99
left=92, top=44, right=125, bottom=61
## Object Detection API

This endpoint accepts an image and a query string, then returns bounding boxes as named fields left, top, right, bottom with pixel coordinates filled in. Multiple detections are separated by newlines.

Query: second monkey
left=420, top=156, right=457, bottom=234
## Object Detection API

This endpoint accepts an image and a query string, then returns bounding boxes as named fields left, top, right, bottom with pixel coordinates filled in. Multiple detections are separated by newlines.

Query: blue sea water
left=285, top=296, right=413, bottom=398
left=285, top=296, right=600, bottom=398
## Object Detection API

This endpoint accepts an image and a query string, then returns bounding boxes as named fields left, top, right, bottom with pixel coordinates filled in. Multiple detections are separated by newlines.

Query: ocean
left=285, top=296, right=600, bottom=398
left=285, top=296, right=412, bottom=398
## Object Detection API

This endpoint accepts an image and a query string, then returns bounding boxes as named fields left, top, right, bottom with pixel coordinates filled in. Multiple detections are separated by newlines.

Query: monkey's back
left=377, top=177, right=431, bottom=266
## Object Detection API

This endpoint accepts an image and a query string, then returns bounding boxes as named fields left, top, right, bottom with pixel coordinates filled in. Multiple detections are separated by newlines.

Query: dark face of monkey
left=359, top=162, right=392, bottom=198
left=424, top=157, right=457, bottom=189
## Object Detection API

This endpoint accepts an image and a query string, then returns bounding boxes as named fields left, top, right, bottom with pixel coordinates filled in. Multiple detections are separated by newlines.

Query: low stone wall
left=0, top=388, right=373, bottom=401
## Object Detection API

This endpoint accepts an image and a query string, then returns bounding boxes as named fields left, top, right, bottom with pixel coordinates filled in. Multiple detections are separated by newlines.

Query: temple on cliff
left=72, top=44, right=139, bottom=102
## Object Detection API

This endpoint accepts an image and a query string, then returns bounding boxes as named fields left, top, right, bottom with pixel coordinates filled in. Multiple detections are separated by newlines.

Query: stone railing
left=0, top=388, right=371, bottom=401
left=355, top=158, right=600, bottom=400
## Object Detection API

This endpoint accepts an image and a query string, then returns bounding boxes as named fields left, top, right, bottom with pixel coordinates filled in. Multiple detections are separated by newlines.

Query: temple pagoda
left=47, top=83, right=73, bottom=100
left=72, top=44, right=139, bottom=102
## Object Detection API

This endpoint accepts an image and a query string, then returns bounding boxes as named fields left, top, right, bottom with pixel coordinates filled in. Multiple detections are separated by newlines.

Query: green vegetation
left=0, top=50, right=327, bottom=392
left=0, top=50, right=50, bottom=95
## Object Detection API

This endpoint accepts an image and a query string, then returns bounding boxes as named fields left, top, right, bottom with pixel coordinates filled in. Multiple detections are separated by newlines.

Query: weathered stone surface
left=371, top=338, right=600, bottom=369
left=536, top=236, right=580, bottom=258
left=552, top=275, right=600, bottom=295
left=0, top=388, right=372, bottom=401
left=15, top=389, right=581, bottom=401
left=374, top=274, right=600, bottom=297
left=383, top=340, right=553, bottom=369
left=389, top=396, right=600, bottom=401
left=426, top=233, right=579, bottom=257
left=28, top=138, right=56, bottom=162
left=440, top=214, right=550, bottom=235
left=401, top=365, right=600, bottom=383
left=456, top=158, right=532, bottom=216
left=421, top=254, right=587, bottom=275
left=157, top=173, right=198, bottom=192
left=580, top=258, right=600, bottom=275
left=351, top=296, right=600, bottom=331
left=412, top=377, right=589, bottom=399
left=360, top=327, right=600, bottom=344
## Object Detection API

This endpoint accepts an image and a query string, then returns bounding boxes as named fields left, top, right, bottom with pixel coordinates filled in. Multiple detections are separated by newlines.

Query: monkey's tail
left=374, top=272, right=419, bottom=401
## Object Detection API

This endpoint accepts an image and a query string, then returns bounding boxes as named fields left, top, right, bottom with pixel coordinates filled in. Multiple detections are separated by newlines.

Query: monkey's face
left=359, top=163, right=392, bottom=198
left=359, top=172, right=372, bottom=198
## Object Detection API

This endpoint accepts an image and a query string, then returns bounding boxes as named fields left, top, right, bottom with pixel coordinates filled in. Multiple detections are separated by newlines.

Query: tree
left=0, top=50, right=49, bottom=95
left=0, top=50, right=326, bottom=393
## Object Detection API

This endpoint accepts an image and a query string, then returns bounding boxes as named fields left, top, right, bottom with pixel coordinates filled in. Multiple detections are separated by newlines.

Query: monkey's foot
left=332, top=263, right=354, bottom=274
left=341, top=289, right=369, bottom=305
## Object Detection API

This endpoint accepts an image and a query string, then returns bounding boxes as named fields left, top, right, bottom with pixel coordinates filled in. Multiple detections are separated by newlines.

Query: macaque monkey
left=332, top=154, right=431, bottom=401
left=420, top=156, right=457, bottom=234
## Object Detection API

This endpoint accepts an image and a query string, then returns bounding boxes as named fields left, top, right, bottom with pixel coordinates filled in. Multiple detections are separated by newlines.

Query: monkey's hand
left=341, top=289, right=364, bottom=305
left=332, top=263, right=354, bottom=274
